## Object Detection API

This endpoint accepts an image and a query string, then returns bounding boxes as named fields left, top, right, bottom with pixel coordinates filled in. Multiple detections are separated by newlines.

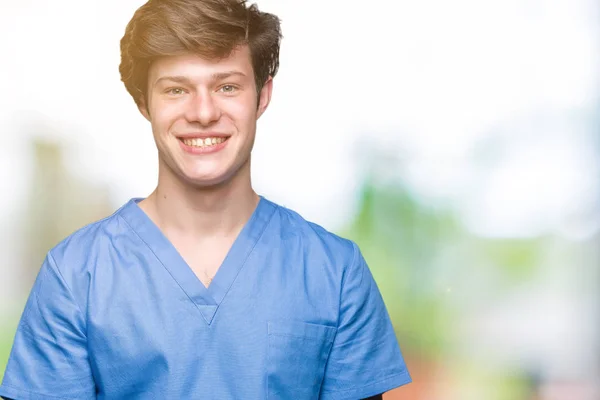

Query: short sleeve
left=319, top=243, right=411, bottom=400
left=0, top=253, right=96, bottom=400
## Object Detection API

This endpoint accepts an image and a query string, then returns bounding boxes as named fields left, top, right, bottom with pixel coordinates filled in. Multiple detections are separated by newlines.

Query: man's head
left=119, top=0, right=282, bottom=188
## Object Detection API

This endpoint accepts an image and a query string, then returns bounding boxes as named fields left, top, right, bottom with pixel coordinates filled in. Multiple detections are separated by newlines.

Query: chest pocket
left=266, top=321, right=336, bottom=399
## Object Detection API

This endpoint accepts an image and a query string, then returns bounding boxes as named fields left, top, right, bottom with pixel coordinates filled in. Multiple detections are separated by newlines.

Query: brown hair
left=119, top=0, right=282, bottom=108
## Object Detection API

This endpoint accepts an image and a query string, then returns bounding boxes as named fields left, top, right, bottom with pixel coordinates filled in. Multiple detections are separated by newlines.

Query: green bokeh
left=0, top=318, right=18, bottom=382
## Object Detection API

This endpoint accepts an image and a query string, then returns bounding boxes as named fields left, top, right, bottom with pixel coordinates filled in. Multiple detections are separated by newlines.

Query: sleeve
left=0, top=253, right=96, bottom=400
left=319, top=243, right=411, bottom=400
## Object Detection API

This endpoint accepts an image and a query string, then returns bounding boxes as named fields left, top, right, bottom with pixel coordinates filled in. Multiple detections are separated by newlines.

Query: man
left=0, top=0, right=411, bottom=399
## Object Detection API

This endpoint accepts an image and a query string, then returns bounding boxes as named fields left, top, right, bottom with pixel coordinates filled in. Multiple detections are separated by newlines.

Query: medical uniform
left=0, top=196, right=411, bottom=399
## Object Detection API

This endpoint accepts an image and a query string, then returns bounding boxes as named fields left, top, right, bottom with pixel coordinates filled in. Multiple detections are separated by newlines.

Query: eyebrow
left=154, top=71, right=247, bottom=86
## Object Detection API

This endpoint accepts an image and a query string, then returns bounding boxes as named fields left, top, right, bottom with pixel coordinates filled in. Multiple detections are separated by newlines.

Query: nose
left=185, top=90, right=221, bottom=126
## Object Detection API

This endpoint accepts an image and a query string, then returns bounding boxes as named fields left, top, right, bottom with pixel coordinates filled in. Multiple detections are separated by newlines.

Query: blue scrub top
left=0, top=196, right=411, bottom=400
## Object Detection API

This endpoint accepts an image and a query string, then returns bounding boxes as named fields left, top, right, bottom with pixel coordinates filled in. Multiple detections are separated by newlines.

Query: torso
left=60, top=197, right=354, bottom=399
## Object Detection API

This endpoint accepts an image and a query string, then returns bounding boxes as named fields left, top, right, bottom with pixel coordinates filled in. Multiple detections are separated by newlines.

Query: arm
left=0, top=253, right=96, bottom=400
left=319, top=242, right=411, bottom=400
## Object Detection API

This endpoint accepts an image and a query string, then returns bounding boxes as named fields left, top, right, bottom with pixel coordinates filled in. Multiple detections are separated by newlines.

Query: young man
left=0, top=1, right=411, bottom=399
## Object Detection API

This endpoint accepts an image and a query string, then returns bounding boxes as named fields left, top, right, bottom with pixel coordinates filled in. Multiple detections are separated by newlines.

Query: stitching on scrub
left=32, top=289, right=80, bottom=375
left=307, top=229, right=359, bottom=397
left=337, top=241, right=360, bottom=328
left=48, top=252, right=87, bottom=333
left=36, top=254, right=90, bottom=375
left=0, top=383, right=87, bottom=400
left=268, top=332, right=321, bottom=340
left=116, top=215, right=207, bottom=312
left=320, top=370, right=411, bottom=394
left=319, top=324, right=338, bottom=395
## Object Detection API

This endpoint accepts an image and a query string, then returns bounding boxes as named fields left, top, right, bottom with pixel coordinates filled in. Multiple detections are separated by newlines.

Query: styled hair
left=119, top=0, right=282, bottom=107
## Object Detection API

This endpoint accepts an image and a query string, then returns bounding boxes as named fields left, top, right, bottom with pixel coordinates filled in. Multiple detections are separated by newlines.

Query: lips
left=176, top=132, right=231, bottom=147
left=176, top=132, right=230, bottom=139
left=180, top=137, right=228, bottom=148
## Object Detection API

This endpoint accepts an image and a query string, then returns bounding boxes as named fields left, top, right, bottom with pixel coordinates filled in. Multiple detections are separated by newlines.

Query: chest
left=86, top=257, right=338, bottom=399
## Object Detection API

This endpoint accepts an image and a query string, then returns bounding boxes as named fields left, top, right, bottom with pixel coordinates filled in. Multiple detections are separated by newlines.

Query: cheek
left=150, top=103, right=185, bottom=133
left=224, top=98, right=258, bottom=127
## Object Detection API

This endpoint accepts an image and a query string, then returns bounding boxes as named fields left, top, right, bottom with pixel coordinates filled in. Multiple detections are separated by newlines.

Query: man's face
left=141, top=46, right=272, bottom=188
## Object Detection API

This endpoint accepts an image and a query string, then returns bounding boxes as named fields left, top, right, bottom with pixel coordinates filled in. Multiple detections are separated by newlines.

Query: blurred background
left=0, top=0, right=598, bottom=399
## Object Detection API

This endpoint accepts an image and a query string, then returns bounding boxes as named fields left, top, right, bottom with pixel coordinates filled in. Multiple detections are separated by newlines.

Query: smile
left=180, top=137, right=228, bottom=148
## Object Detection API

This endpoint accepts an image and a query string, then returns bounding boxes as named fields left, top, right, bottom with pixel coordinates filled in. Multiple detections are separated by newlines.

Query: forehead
left=149, top=46, right=254, bottom=83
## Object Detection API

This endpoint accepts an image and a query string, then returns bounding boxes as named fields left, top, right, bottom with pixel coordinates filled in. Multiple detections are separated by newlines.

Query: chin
left=182, top=175, right=227, bottom=188
left=172, top=158, right=248, bottom=189
left=178, top=168, right=233, bottom=188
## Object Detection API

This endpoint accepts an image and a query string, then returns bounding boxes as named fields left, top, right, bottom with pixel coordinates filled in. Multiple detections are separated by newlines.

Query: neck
left=140, top=159, right=259, bottom=239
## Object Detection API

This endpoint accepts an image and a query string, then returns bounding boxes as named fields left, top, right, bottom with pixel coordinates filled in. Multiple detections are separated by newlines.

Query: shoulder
left=50, top=200, right=131, bottom=266
left=268, top=198, right=360, bottom=271
left=42, top=200, right=134, bottom=300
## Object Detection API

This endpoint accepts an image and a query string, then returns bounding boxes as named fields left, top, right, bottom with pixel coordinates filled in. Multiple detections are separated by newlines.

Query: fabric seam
left=0, top=383, right=91, bottom=400
left=320, top=370, right=411, bottom=394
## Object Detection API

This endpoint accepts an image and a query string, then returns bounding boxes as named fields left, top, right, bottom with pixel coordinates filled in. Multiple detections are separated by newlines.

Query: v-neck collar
left=118, top=196, right=277, bottom=325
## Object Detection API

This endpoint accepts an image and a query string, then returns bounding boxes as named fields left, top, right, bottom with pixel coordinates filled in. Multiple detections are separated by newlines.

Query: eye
left=219, top=85, right=238, bottom=94
left=166, top=87, right=186, bottom=96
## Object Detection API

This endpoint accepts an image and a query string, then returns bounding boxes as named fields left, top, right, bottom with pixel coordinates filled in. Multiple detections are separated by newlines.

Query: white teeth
left=183, top=137, right=225, bottom=148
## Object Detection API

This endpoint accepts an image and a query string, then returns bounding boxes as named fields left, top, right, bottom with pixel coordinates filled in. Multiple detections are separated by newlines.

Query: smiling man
left=0, top=1, right=411, bottom=399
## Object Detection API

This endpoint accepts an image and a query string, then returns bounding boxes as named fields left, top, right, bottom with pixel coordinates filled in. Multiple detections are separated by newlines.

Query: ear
left=256, top=77, right=273, bottom=120
left=137, top=97, right=151, bottom=121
